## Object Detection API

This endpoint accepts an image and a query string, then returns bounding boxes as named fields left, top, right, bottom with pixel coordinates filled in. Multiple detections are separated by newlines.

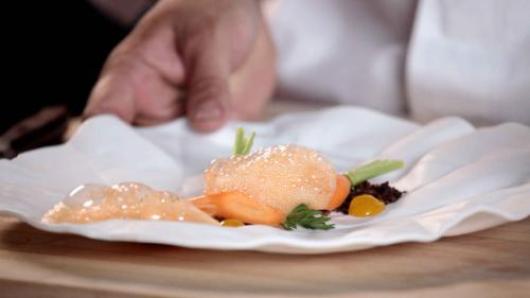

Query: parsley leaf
left=282, top=204, right=334, bottom=230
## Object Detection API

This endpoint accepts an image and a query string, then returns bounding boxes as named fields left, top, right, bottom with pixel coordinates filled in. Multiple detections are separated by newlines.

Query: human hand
left=84, top=0, right=276, bottom=132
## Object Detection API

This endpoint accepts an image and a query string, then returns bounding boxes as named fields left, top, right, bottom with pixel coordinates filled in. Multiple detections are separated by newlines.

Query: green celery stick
left=346, top=160, right=404, bottom=186
left=233, top=128, right=256, bottom=156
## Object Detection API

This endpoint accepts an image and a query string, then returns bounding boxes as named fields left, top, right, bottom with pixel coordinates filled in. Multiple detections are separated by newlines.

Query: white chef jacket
left=266, top=0, right=530, bottom=125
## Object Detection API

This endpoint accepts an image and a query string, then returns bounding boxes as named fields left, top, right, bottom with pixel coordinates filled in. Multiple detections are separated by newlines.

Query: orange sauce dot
left=348, top=194, right=385, bottom=217
left=221, top=219, right=244, bottom=227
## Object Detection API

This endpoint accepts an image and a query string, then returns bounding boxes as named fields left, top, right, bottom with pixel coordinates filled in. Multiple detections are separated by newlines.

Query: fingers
left=84, top=71, right=136, bottom=123
left=84, top=13, right=186, bottom=125
left=132, top=84, right=185, bottom=126
left=229, top=16, right=277, bottom=120
left=85, top=59, right=184, bottom=125
left=184, top=31, right=233, bottom=132
left=84, top=0, right=273, bottom=132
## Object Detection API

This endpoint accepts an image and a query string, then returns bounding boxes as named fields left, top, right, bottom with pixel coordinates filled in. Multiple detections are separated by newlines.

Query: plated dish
left=2, top=108, right=528, bottom=253
left=43, top=128, right=405, bottom=230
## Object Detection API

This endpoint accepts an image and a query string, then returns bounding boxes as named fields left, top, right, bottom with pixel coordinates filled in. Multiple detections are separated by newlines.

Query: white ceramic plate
left=1, top=107, right=529, bottom=254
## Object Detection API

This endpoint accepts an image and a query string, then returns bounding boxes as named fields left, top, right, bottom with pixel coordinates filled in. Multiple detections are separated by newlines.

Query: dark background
left=3, top=1, right=128, bottom=134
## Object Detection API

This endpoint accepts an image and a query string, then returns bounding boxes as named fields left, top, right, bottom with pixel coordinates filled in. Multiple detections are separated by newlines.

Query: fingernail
left=193, top=100, right=224, bottom=121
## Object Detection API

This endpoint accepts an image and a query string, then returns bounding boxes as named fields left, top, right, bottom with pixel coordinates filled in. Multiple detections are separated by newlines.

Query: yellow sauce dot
left=348, top=194, right=385, bottom=217
left=221, top=219, right=244, bottom=227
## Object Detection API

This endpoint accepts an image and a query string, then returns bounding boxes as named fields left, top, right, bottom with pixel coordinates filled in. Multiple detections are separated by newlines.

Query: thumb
left=84, top=71, right=136, bottom=123
left=185, top=34, right=232, bottom=133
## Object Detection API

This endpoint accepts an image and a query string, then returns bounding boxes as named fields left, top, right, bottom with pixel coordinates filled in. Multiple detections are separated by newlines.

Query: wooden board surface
left=0, top=215, right=528, bottom=298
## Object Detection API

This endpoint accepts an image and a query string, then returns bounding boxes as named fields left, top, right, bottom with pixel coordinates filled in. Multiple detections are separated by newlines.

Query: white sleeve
left=267, top=0, right=530, bottom=125
left=407, top=0, right=530, bottom=125
left=267, top=0, right=417, bottom=116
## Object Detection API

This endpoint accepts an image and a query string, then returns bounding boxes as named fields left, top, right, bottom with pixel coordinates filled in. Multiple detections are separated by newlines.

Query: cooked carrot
left=191, top=175, right=349, bottom=225
left=189, top=195, right=218, bottom=216
left=191, top=191, right=284, bottom=226
left=326, top=175, right=352, bottom=210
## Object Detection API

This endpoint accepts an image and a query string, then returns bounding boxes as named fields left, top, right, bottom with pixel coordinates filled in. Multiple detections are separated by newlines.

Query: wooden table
left=0, top=215, right=528, bottom=298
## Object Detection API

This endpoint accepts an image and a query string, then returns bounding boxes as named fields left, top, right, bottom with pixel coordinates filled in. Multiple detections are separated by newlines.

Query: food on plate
left=192, top=191, right=284, bottom=226
left=336, top=181, right=405, bottom=216
left=192, top=130, right=405, bottom=229
left=346, top=194, right=386, bottom=217
left=221, top=218, right=245, bottom=227
left=43, top=182, right=217, bottom=225
left=199, top=144, right=342, bottom=221
left=43, top=128, right=405, bottom=230
left=282, top=204, right=334, bottom=230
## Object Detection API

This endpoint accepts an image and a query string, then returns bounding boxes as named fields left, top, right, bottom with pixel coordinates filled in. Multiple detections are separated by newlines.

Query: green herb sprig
left=345, top=160, right=404, bottom=187
left=233, top=127, right=256, bottom=156
left=282, top=204, right=334, bottom=230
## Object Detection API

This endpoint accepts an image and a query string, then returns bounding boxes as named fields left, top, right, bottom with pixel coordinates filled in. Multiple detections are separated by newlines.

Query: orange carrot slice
left=190, top=195, right=218, bottom=216
left=326, top=175, right=352, bottom=210
left=192, top=191, right=284, bottom=226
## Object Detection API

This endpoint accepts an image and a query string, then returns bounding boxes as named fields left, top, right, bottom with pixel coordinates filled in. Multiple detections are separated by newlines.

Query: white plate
left=1, top=107, right=529, bottom=254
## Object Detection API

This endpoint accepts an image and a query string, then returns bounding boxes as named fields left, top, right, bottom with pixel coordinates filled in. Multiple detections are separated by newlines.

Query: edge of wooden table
left=0, top=215, right=528, bottom=298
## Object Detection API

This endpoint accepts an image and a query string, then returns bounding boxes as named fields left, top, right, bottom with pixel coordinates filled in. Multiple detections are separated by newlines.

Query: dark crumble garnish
left=337, top=181, right=404, bottom=214
left=319, top=210, right=331, bottom=216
